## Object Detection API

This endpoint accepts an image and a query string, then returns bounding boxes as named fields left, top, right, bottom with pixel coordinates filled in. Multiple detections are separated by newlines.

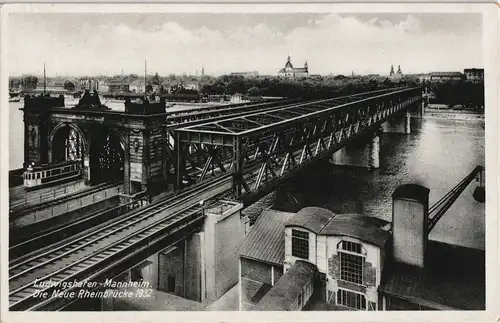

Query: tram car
left=23, top=159, right=82, bottom=190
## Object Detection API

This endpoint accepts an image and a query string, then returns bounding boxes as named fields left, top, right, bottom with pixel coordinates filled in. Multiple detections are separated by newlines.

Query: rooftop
left=380, top=240, right=485, bottom=310
left=285, top=207, right=390, bottom=248
left=278, top=67, right=308, bottom=73
left=237, top=209, right=295, bottom=266
left=253, top=260, right=317, bottom=311
left=429, top=71, right=463, bottom=77
left=392, top=184, right=430, bottom=205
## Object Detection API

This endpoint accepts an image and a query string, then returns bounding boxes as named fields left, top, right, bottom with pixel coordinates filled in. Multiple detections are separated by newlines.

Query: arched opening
left=51, top=125, right=85, bottom=163
left=89, top=128, right=125, bottom=185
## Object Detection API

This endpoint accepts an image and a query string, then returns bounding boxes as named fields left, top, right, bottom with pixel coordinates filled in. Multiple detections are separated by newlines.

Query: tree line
left=197, top=75, right=420, bottom=100
left=425, top=81, right=484, bottom=110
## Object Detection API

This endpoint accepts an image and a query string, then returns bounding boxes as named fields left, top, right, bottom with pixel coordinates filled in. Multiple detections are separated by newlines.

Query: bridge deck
left=175, top=88, right=414, bottom=145
left=173, top=87, right=422, bottom=198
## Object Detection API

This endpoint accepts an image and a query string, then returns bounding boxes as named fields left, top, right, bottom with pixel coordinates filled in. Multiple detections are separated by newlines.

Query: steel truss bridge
left=10, top=86, right=426, bottom=311
left=174, top=87, right=421, bottom=203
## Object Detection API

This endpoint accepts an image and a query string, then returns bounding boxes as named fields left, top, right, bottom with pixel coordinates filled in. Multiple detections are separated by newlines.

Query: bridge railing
left=174, top=87, right=422, bottom=200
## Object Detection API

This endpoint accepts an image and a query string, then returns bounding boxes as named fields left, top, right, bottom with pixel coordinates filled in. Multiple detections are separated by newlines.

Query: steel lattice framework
left=175, top=87, right=422, bottom=202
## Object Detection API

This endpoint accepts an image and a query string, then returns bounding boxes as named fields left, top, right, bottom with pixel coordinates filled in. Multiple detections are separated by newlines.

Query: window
left=339, top=241, right=364, bottom=285
left=291, top=229, right=309, bottom=259
left=337, top=289, right=366, bottom=310
left=297, top=292, right=303, bottom=309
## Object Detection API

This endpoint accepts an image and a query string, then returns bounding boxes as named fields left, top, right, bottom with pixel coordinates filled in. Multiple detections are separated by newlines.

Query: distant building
left=464, top=68, right=484, bottom=83
left=230, top=93, right=250, bottom=104
left=129, top=80, right=146, bottom=93
left=99, top=82, right=110, bottom=93
left=36, top=81, right=66, bottom=92
left=389, top=65, right=403, bottom=80
left=414, top=74, right=431, bottom=83
left=278, top=56, right=309, bottom=78
left=79, top=78, right=100, bottom=92
left=108, top=81, right=130, bottom=93
left=429, top=72, right=464, bottom=82
left=183, top=83, right=199, bottom=91
left=230, top=71, right=259, bottom=78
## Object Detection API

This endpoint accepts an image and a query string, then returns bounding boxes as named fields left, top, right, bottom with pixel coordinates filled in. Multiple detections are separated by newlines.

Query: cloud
left=8, top=13, right=482, bottom=77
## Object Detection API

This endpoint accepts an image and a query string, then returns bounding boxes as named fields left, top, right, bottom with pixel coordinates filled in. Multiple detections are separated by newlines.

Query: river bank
left=424, top=108, right=484, bottom=121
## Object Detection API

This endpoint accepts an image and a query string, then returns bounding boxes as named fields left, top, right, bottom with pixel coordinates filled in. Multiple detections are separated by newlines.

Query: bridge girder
left=175, top=87, right=422, bottom=201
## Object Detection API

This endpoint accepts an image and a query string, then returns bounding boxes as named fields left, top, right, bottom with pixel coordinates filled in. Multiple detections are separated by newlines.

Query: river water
left=9, top=103, right=485, bottom=249
left=272, top=117, right=485, bottom=250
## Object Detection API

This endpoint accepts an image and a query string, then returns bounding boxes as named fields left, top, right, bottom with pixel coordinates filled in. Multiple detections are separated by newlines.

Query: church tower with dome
left=278, top=55, right=309, bottom=78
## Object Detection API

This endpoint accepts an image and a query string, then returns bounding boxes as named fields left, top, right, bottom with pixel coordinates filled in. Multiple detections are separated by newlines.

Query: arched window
left=337, top=240, right=366, bottom=285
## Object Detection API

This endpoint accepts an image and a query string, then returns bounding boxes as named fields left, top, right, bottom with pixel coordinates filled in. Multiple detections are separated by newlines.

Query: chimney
left=391, top=184, right=430, bottom=268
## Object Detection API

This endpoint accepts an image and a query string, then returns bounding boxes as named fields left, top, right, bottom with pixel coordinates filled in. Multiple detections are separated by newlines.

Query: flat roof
left=237, top=209, right=295, bottom=266
left=380, top=240, right=485, bottom=310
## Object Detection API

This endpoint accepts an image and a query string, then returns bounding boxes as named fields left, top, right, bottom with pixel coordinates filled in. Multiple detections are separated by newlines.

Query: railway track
left=8, top=175, right=234, bottom=310
left=9, top=197, right=143, bottom=262
left=8, top=87, right=412, bottom=310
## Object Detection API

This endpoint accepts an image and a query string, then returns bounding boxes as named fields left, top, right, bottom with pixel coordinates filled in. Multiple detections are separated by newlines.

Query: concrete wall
left=158, top=243, right=185, bottom=296
left=241, top=258, right=273, bottom=284
left=10, top=184, right=122, bottom=227
left=214, top=207, right=246, bottom=299
left=273, top=265, right=283, bottom=284
left=184, top=233, right=202, bottom=302
left=203, top=201, right=244, bottom=303
left=240, top=257, right=273, bottom=310
left=10, top=179, right=86, bottom=209
left=392, top=198, right=427, bottom=268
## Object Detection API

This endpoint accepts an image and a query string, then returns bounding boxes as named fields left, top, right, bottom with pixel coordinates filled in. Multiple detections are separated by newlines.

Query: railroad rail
left=8, top=174, right=235, bottom=310
left=9, top=196, right=146, bottom=261
left=8, top=162, right=266, bottom=310
left=166, top=99, right=301, bottom=125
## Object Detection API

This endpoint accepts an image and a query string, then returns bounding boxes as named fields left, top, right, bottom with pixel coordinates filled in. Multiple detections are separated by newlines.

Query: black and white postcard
left=0, top=3, right=498, bottom=323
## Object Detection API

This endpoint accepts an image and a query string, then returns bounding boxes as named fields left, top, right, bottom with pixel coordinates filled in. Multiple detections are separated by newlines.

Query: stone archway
left=49, top=123, right=87, bottom=164
left=88, top=127, right=125, bottom=185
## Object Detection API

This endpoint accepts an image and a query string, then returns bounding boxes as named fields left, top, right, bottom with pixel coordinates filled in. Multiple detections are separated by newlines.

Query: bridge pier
left=410, top=99, right=426, bottom=118
left=382, top=111, right=411, bottom=134
left=330, top=132, right=380, bottom=170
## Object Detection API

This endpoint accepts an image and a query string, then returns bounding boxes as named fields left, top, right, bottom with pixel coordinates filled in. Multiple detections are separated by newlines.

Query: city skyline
left=9, top=13, right=483, bottom=77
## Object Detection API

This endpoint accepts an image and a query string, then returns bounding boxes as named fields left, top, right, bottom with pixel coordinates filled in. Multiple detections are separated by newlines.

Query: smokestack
left=392, top=184, right=430, bottom=268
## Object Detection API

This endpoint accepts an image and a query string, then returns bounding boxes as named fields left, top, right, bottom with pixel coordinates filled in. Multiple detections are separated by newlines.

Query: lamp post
left=199, top=200, right=205, bottom=216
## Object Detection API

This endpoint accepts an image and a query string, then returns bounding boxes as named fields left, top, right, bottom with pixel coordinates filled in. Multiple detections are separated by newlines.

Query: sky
left=8, top=12, right=483, bottom=77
